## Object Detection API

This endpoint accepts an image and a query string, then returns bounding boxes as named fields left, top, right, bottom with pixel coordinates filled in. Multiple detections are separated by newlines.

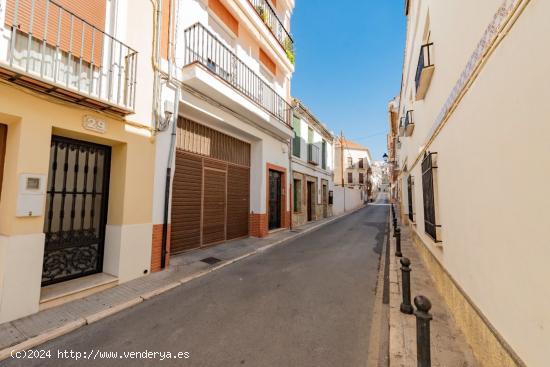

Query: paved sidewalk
left=0, top=206, right=363, bottom=361
left=388, top=217, right=479, bottom=367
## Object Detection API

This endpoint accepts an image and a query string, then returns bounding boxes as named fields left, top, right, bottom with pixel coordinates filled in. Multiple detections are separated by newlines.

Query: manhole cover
left=201, top=257, right=222, bottom=265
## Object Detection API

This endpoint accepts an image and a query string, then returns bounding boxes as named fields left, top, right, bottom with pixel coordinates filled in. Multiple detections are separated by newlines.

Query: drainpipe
left=160, top=87, right=180, bottom=268
left=150, top=0, right=181, bottom=269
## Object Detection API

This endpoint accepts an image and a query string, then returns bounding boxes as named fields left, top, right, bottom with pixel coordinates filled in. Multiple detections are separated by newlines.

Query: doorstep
left=39, top=273, right=118, bottom=311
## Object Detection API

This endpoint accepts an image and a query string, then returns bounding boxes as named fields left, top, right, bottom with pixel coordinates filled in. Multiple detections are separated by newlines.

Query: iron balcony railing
left=307, top=143, right=319, bottom=165
left=415, top=42, right=433, bottom=92
left=183, top=23, right=292, bottom=127
left=1, top=0, right=138, bottom=113
left=248, top=0, right=294, bottom=63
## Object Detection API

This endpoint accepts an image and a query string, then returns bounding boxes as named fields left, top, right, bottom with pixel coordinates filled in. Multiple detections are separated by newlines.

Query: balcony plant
left=255, top=5, right=269, bottom=24
left=284, top=37, right=295, bottom=65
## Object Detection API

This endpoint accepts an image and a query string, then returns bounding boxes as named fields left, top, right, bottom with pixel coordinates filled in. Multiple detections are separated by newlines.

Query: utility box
left=16, top=174, right=47, bottom=217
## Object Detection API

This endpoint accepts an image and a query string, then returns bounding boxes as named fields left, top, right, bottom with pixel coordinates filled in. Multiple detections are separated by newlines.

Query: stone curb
left=0, top=205, right=367, bottom=361
left=0, top=319, right=86, bottom=361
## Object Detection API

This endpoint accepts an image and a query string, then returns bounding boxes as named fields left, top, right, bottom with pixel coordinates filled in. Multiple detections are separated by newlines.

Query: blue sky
left=291, top=1, right=406, bottom=160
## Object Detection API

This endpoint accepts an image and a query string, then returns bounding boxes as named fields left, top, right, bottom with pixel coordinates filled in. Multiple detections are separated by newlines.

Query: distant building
left=291, top=99, right=335, bottom=227
left=334, top=138, right=372, bottom=201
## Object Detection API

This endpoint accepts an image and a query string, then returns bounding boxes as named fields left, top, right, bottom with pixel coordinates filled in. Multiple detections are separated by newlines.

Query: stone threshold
left=40, top=273, right=118, bottom=311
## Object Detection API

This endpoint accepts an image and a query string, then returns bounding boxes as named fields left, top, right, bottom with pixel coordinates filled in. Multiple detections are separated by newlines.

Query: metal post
left=393, top=218, right=398, bottom=237
left=400, top=257, right=413, bottom=314
left=414, top=295, right=432, bottom=367
left=395, top=228, right=402, bottom=257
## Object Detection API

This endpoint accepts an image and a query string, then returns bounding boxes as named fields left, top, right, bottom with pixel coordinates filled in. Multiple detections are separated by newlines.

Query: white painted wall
left=332, top=187, right=363, bottom=216
left=396, top=1, right=549, bottom=365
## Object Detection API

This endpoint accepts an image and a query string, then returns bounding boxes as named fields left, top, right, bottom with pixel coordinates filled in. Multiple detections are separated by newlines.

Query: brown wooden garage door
left=171, top=118, right=250, bottom=254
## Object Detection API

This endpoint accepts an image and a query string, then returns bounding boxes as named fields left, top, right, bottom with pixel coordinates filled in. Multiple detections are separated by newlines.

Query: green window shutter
left=322, top=140, right=327, bottom=169
left=293, top=116, right=301, bottom=157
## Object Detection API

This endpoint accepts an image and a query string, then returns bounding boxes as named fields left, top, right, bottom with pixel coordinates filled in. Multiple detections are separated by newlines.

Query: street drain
left=200, top=257, right=222, bottom=265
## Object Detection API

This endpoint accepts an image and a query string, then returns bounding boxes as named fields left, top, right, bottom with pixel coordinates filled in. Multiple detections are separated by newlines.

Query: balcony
left=0, top=0, right=137, bottom=114
left=307, top=143, right=319, bottom=165
left=181, top=23, right=292, bottom=135
left=248, top=0, right=294, bottom=64
left=404, top=110, right=415, bottom=136
left=415, top=42, right=434, bottom=101
left=398, top=116, right=406, bottom=137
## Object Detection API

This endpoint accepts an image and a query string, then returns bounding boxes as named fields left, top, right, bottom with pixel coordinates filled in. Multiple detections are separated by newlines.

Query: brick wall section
left=249, top=213, right=268, bottom=238
left=151, top=224, right=171, bottom=272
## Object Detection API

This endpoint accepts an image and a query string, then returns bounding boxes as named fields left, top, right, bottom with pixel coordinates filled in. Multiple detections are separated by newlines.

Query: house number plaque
left=82, top=115, right=107, bottom=134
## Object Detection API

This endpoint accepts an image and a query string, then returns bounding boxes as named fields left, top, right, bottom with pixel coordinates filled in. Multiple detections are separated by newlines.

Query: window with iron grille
left=421, top=152, right=440, bottom=242
left=407, top=175, right=414, bottom=222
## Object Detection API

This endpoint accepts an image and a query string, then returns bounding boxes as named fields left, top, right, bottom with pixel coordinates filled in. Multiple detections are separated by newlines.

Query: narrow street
left=6, top=196, right=389, bottom=367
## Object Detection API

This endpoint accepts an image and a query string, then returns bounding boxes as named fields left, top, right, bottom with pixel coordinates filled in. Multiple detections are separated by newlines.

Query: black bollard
left=395, top=228, right=402, bottom=257
left=400, top=257, right=413, bottom=314
left=414, top=296, right=433, bottom=367
left=393, top=219, right=398, bottom=237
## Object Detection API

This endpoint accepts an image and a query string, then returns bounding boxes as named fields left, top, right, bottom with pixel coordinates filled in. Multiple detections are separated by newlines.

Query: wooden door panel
left=171, top=151, right=202, bottom=253
left=202, top=168, right=226, bottom=245
left=227, top=165, right=250, bottom=240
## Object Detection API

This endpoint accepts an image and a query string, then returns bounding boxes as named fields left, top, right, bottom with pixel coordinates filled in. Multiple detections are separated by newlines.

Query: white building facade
left=150, top=0, right=296, bottom=265
left=290, top=99, right=334, bottom=227
left=334, top=138, right=372, bottom=202
left=394, top=0, right=549, bottom=366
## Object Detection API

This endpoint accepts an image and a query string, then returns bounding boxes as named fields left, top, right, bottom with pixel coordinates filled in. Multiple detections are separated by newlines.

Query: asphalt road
left=6, top=195, right=389, bottom=367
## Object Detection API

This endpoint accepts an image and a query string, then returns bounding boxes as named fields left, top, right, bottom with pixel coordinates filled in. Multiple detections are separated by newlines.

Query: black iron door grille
left=421, top=152, right=440, bottom=242
left=268, top=170, right=282, bottom=230
left=42, top=136, right=111, bottom=286
left=407, top=175, right=414, bottom=222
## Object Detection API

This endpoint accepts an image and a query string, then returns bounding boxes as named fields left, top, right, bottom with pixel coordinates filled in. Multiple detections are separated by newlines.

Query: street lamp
left=383, top=153, right=389, bottom=163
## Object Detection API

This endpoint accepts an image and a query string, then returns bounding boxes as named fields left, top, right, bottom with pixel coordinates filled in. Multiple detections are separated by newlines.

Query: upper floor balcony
left=415, top=42, right=434, bottom=101
left=398, top=111, right=414, bottom=137
left=0, top=0, right=138, bottom=114
left=247, top=0, right=294, bottom=64
left=180, top=22, right=293, bottom=138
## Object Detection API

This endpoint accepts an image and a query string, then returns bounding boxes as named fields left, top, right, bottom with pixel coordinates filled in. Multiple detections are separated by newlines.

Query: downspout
left=161, top=87, right=179, bottom=268
left=150, top=0, right=181, bottom=268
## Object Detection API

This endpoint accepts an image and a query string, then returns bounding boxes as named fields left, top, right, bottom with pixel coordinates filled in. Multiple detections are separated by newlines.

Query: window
left=407, top=175, right=414, bottom=222
left=308, top=127, right=314, bottom=144
left=293, top=179, right=301, bottom=213
left=358, top=158, right=364, bottom=169
left=292, top=116, right=301, bottom=158
left=347, top=157, right=353, bottom=168
left=347, top=172, right=353, bottom=184
left=421, top=152, right=441, bottom=242
left=321, top=140, right=327, bottom=170
left=359, top=173, right=364, bottom=184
